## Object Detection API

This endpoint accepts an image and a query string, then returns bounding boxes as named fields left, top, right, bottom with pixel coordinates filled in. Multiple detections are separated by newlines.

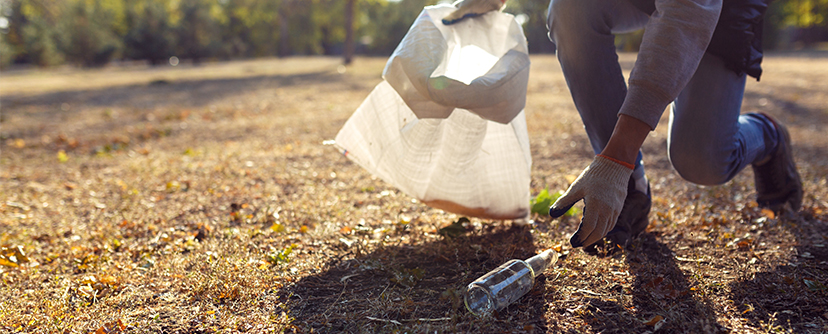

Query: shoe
left=752, top=114, right=803, bottom=213
left=605, top=177, right=651, bottom=248
left=585, top=177, right=651, bottom=252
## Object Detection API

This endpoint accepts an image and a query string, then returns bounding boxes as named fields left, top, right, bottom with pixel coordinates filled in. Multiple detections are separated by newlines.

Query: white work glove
left=549, top=155, right=633, bottom=248
left=442, top=0, right=506, bottom=25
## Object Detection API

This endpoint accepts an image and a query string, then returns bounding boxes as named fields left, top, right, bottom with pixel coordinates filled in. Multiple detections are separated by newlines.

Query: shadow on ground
left=730, top=96, right=828, bottom=331
left=728, top=208, right=828, bottom=332
left=278, top=224, right=551, bottom=333
left=1, top=70, right=357, bottom=156
left=579, top=235, right=726, bottom=333
left=2, top=70, right=338, bottom=117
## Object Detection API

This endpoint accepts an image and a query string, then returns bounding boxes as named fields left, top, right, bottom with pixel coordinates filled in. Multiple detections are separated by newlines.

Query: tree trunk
left=278, top=1, right=291, bottom=58
left=343, top=0, right=356, bottom=65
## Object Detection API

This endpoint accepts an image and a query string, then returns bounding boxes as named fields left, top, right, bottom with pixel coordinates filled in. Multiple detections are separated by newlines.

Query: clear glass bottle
left=464, top=249, right=558, bottom=316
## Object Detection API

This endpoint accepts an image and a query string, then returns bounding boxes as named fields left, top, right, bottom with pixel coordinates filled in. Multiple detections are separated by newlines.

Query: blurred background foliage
left=0, top=0, right=827, bottom=69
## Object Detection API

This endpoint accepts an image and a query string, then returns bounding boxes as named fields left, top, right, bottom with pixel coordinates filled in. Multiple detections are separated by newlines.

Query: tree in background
left=124, top=0, right=175, bottom=65
left=218, top=0, right=281, bottom=59
left=277, top=0, right=297, bottom=57
left=358, top=0, right=432, bottom=56
left=344, top=0, right=356, bottom=64
left=0, top=0, right=10, bottom=68
left=7, top=0, right=64, bottom=66
left=502, top=0, right=556, bottom=53
left=1, top=0, right=826, bottom=68
left=175, top=0, right=219, bottom=64
left=59, top=0, right=123, bottom=67
left=779, top=0, right=828, bottom=47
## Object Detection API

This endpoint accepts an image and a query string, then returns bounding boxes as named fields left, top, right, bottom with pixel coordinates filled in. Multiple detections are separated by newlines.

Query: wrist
left=601, top=115, right=650, bottom=166
left=597, top=154, right=634, bottom=170
left=590, top=155, right=635, bottom=184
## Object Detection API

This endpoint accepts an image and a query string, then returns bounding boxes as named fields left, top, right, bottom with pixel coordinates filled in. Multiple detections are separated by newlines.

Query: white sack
left=383, top=5, right=530, bottom=124
left=335, top=5, right=531, bottom=220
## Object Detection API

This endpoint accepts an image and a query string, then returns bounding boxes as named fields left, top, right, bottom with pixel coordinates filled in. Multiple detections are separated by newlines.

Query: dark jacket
left=628, top=0, right=771, bottom=80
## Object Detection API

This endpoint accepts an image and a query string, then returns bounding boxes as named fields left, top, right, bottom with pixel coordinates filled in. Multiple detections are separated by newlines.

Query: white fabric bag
left=335, top=5, right=531, bottom=220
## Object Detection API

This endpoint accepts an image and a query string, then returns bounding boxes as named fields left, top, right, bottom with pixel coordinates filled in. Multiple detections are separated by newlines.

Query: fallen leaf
left=270, top=223, right=286, bottom=233
left=0, top=246, right=29, bottom=267
left=94, top=319, right=125, bottom=334
left=218, top=285, right=240, bottom=300
left=644, top=315, right=664, bottom=326
left=644, top=276, right=664, bottom=289
left=57, top=150, right=69, bottom=163
left=552, top=243, right=563, bottom=253
left=99, top=275, right=119, bottom=286
left=736, top=239, right=752, bottom=251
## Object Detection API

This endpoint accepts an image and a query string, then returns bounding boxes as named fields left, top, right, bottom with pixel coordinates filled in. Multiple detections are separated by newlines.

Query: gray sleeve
left=618, top=0, right=723, bottom=130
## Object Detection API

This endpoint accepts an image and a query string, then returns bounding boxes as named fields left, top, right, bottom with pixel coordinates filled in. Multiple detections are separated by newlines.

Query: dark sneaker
left=752, top=115, right=803, bottom=213
left=586, top=177, right=651, bottom=252
left=606, top=177, right=651, bottom=248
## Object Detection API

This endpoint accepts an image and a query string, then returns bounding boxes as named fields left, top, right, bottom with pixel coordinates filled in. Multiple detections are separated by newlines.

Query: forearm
left=619, top=0, right=722, bottom=129
left=600, top=115, right=651, bottom=166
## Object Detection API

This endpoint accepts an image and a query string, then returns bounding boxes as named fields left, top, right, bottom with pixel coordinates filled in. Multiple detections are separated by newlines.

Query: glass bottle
left=464, top=249, right=558, bottom=316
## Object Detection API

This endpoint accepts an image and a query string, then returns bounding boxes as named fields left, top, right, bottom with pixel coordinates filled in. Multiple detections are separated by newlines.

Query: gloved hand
left=442, top=0, right=506, bottom=25
left=549, top=155, right=633, bottom=248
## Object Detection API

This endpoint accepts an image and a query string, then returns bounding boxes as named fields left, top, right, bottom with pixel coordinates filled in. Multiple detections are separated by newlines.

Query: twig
left=366, top=316, right=402, bottom=325
left=675, top=256, right=706, bottom=263
left=322, top=281, right=349, bottom=319
left=576, top=288, right=602, bottom=296
left=402, top=317, right=452, bottom=322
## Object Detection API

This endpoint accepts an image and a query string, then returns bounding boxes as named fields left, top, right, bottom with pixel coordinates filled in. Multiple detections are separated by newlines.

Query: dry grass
left=1, top=53, right=827, bottom=333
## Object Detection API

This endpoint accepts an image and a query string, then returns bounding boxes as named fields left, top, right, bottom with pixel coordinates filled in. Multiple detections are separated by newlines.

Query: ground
left=1, top=53, right=827, bottom=333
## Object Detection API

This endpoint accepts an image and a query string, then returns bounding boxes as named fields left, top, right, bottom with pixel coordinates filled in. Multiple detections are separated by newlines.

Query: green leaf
left=530, top=188, right=554, bottom=215
left=57, top=150, right=69, bottom=163
left=270, top=223, right=286, bottom=233
left=266, top=244, right=295, bottom=265
left=531, top=189, right=579, bottom=216
left=438, top=217, right=469, bottom=238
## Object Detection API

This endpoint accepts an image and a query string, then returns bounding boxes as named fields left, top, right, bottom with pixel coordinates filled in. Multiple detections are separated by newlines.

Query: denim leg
left=547, top=0, right=649, bottom=176
left=667, top=53, right=779, bottom=186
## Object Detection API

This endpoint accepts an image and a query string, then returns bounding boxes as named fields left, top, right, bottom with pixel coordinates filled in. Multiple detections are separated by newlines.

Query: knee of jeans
left=547, top=0, right=585, bottom=39
left=668, top=145, right=732, bottom=186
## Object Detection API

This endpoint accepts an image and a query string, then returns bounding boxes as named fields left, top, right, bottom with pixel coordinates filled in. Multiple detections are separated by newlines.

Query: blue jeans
left=546, top=0, right=778, bottom=186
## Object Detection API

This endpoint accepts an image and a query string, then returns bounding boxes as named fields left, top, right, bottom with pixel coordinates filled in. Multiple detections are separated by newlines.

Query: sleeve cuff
left=618, top=81, right=673, bottom=130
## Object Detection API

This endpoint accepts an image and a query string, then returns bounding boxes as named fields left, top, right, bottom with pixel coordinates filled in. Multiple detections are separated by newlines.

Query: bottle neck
left=525, top=249, right=558, bottom=277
